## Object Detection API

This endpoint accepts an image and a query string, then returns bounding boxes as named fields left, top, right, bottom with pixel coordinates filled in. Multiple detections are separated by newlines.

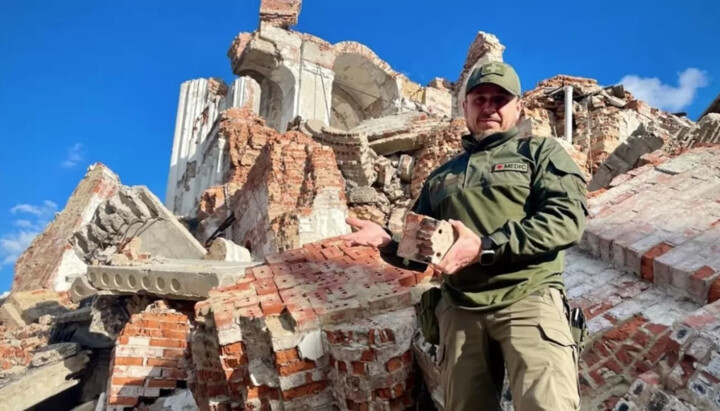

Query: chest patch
left=492, top=163, right=528, bottom=173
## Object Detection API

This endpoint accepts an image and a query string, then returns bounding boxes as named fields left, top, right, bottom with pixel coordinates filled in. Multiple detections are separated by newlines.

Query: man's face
left=462, top=84, right=522, bottom=139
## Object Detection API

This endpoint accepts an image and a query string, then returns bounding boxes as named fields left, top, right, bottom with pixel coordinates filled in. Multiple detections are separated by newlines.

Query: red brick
left=235, top=304, right=264, bottom=319
left=161, top=329, right=188, bottom=340
left=617, top=344, right=642, bottom=366
left=108, top=396, right=139, bottom=406
left=396, top=272, right=417, bottom=287
left=643, top=323, right=668, bottom=335
left=114, top=357, right=144, bottom=366
left=150, top=338, right=186, bottom=348
left=147, top=358, right=179, bottom=367
left=159, top=322, right=189, bottom=331
left=633, top=360, right=652, bottom=375
left=602, top=358, right=623, bottom=374
left=640, top=242, right=673, bottom=281
left=254, top=278, right=279, bottom=295
left=691, top=266, right=716, bottom=281
left=140, top=320, right=161, bottom=329
left=386, top=357, right=403, bottom=373
left=580, top=349, right=602, bottom=368
left=631, top=330, right=650, bottom=347
left=352, top=361, right=367, bottom=376
left=586, top=301, right=613, bottom=319
left=604, top=396, right=621, bottom=410
left=222, top=342, right=245, bottom=356
left=709, top=276, right=720, bottom=303
left=111, top=377, right=145, bottom=386
left=683, top=312, right=716, bottom=329
left=360, top=349, right=375, bottom=362
left=163, top=349, right=185, bottom=359
left=278, top=360, right=316, bottom=376
left=644, top=332, right=671, bottom=363
left=603, top=316, right=647, bottom=341
left=259, top=293, right=285, bottom=316
left=589, top=368, right=606, bottom=387
left=147, top=379, right=177, bottom=388
left=222, top=356, right=248, bottom=368
left=249, top=265, right=274, bottom=279
left=282, top=381, right=328, bottom=401
left=320, top=247, right=343, bottom=260
left=275, top=348, right=300, bottom=365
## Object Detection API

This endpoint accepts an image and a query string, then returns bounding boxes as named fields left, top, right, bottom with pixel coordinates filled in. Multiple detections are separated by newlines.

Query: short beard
left=473, top=128, right=497, bottom=141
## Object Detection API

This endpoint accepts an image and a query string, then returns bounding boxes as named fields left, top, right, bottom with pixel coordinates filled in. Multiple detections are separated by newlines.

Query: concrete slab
left=0, top=351, right=90, bottom=411
left=86, top=259, right=258, bottom=300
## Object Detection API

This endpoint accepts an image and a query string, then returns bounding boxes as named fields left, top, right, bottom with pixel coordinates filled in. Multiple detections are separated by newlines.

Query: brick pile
left=0, top=322, right=50, bottom=374
left=187, top=238, right=433, bottom=410
left=613, top=300, right=720, bottom=410
left=520, top=75, right=695, bottom=176
left=106, top=301, right=190, bottom=409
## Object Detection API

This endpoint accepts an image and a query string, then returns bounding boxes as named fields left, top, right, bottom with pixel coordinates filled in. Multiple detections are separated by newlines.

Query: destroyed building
left=2, top=1, right=720, bottom=410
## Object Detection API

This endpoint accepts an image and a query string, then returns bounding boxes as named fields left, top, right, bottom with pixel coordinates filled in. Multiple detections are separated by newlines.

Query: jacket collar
left=461, top=127, right=519, bottom=153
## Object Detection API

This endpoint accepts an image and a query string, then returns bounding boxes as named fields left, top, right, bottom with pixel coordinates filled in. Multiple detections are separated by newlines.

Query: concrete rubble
left=2, top=1, right=720, bottom=410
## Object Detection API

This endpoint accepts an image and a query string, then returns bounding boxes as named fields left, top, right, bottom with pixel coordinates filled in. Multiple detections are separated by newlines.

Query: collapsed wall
left=11, top=164, right=205, bottom=297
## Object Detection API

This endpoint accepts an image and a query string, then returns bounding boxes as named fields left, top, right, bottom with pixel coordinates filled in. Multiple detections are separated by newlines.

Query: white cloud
left=61, top=143, right=83, bottom=168
left=10, top=200, right=57, bottom=217
left=1, top=201, right=58, bottom=267
left=13, top=220, right=34, bottom=228
left=620, top=68, right=709, bottom=112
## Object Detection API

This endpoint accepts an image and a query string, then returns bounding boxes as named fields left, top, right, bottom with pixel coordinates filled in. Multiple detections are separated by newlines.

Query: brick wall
left=259, top=0, right=302, bottom=28
left=106, top=301, right=190, bottom=409
left=229, top=132, right=347, bottom=257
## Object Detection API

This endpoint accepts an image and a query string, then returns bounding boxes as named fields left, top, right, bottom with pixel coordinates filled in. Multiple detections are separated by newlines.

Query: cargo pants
left=435, top=287, right=579, bottom=411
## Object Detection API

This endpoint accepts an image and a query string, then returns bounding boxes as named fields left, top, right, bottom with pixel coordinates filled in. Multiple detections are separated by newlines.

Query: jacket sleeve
left=487, top=139, right=588, bottom=264
left=377, top=182, right=435, bottom=271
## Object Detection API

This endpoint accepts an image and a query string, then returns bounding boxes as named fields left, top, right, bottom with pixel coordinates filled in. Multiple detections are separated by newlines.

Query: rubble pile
left=519, top=75, right=696, bottom=184
left=3, top=0, right=720, bottom=410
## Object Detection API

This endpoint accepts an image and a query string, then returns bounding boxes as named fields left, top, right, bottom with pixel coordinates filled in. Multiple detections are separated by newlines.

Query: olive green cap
left=465, top=61, right=521, bottom=96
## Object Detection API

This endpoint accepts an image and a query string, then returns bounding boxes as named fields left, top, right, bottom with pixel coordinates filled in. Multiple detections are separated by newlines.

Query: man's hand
left=340, top=217, right=392, bottom=248
left=434, top=219, right=482, bottom=275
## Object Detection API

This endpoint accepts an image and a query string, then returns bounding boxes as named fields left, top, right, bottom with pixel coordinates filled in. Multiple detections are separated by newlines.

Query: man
left=342, top=61, right=588, bottom=411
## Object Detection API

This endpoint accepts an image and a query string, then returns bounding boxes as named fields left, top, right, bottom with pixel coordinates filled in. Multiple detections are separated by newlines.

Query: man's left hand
left=434, top=219, right=482, bottom=275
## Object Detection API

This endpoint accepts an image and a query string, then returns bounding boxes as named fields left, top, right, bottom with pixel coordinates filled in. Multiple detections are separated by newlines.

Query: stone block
left=205, top=238, right=252, bottom=262
left=397, top=155, right=414, bottom=183
left=0, top=290, right=72, bottom=328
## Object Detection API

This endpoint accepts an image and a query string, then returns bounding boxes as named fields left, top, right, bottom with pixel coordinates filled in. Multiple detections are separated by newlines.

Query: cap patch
left=493, top=163, right=528, bottom=173
left=481, top=62, right=506, bottom=76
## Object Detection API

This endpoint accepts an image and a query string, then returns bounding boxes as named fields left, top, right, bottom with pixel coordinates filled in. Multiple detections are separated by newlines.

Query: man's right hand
left=340, top=217, right=392, bottom=248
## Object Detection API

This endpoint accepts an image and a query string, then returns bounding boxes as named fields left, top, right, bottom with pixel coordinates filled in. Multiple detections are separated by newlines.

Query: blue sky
left=0, top=0, right=718, bottom=292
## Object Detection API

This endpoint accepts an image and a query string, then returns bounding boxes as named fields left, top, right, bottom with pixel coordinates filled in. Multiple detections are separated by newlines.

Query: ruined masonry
left=3, top=0, right=720, bottom=410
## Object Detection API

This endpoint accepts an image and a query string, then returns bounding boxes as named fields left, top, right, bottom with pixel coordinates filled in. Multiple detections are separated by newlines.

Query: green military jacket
left=407, top=127, right=588, bottom=310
